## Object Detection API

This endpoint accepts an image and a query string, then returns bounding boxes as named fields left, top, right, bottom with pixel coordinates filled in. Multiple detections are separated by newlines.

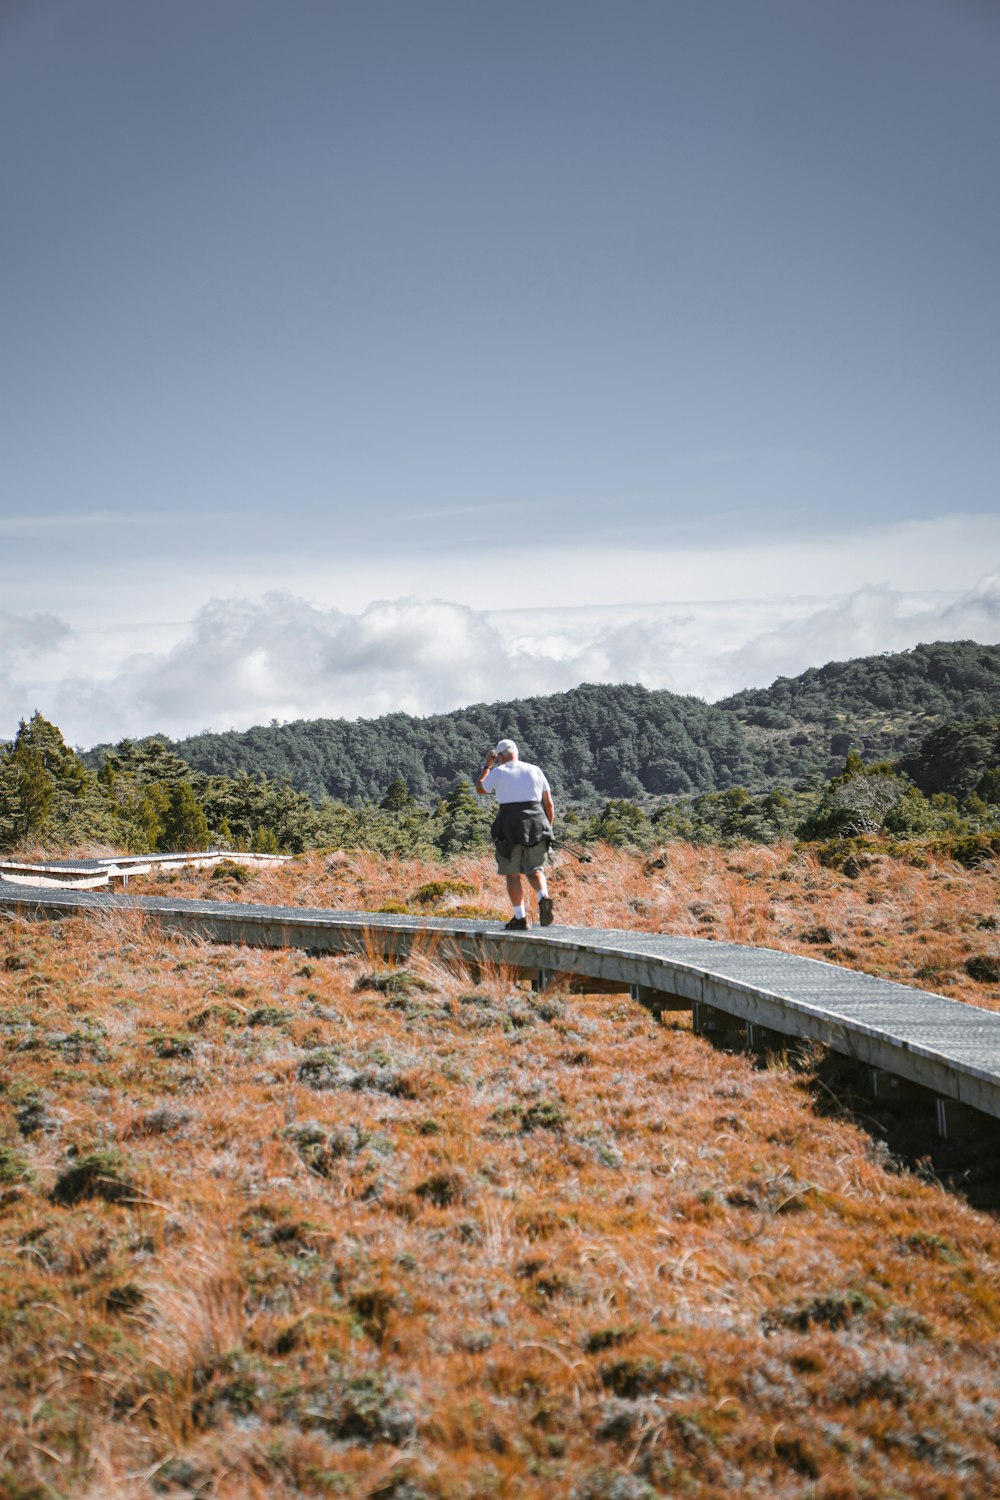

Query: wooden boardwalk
left=2, top=880, right=999, bottom=1133
left=0, top=851, right=289, bottom=889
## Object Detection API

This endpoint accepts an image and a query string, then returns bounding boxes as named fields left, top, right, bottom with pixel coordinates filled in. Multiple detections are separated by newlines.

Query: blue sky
left=1, top=0, right=998, bottom=743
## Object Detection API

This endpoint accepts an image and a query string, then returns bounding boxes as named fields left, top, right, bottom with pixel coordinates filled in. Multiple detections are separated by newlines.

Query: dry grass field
left=1, top=843, right=999, bottom=1499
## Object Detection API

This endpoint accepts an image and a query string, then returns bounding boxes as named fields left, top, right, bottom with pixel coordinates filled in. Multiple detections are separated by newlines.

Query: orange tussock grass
left=0, top=847, right=998, bottom=1497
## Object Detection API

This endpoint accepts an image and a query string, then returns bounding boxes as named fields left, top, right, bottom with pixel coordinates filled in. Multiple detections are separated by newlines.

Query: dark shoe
left=538, top=896, right=554, bottom=927
left=505, top=916, right=528, bottom=931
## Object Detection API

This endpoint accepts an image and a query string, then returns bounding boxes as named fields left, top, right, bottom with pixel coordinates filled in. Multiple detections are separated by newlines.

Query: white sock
left=513, top=903, right=526, bottom=919
left=535, top=876, right=549, bottom=898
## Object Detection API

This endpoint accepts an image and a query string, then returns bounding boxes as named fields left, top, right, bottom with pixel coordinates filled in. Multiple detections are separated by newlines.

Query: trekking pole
left=554, top=839, right=592, bottom=864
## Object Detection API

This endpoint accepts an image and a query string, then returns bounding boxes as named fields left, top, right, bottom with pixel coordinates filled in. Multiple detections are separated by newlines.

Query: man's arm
left=475, top=750, right=496, bottom=797
left=542, top=788, right=555, bottom=825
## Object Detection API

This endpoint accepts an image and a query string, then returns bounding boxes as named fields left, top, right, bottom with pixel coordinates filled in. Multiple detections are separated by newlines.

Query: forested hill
left=135, top=639, right=999, bottom=808
left=719, top=640, right=1000, bottom=723
left=717, top=640, right=1000, bottom=787
left=157, top=684, right=755, bottom=806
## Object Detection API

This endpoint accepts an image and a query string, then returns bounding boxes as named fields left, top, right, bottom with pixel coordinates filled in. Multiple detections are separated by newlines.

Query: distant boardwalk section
left=0, top=850, right=289, bottom=889
left=2, top=868, right=999, bottom=1136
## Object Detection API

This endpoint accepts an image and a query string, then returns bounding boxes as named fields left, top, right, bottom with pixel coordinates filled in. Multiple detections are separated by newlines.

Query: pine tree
left=157, top=783, right=210, bottom=851
left=104, top=737, right=193, bottom=788
left=135, top=787, right=170, bottom=852
left=0, top=756, right=29, bottom=850
left=438, top=780, right=490, bottom=855
left=10, top=742, right=52, bottom=839
left=381, top=775, right=412, bottom=811
left=0, top=713, right=106, bottom=850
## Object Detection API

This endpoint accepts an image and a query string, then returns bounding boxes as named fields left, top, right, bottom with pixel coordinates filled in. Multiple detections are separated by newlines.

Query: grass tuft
left=49, top=1149, right=140, bottom=1206
left=0, top=1145, right=34, bottom=1186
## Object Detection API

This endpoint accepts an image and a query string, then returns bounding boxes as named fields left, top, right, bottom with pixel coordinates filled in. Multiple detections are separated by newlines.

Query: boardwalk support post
left=746, top=1022, right=788, bottom=1056
left=935, top=1098, right=982, bottom=1141
left=631, top=983, right=692, bottom=1023
left=694, top=1002, right=748, bottom=1051
left=868, top=1070, right=938, bottom=1108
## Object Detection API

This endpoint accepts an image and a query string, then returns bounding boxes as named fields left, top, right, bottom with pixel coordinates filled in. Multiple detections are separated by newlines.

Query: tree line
left=107, top=682, right=756, bottom=806
left=0, top=715, right=497, bottom=859
left=83, top=640, right=1000, bottom=810
left=2, top=706, right=997, bottom=865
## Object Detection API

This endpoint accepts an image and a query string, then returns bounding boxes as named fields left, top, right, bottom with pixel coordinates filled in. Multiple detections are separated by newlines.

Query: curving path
left=2, top=870, right=999, bottom=1136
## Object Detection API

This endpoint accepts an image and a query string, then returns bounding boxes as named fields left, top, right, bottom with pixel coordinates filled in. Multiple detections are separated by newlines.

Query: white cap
left=494, top=738, right=518, bottom=756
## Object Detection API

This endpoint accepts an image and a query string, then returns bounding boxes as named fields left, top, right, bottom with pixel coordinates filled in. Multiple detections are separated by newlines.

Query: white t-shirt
left=482, top=761, right=551, bottom=805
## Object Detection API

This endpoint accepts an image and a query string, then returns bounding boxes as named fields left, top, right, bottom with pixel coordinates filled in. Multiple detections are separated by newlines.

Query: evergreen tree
left=0, top=713, right=107, bottom=851
left=134, top=788, right=169, bottom=852
left=0, top=756, right=29, bottom=849
left=100, top=737, right=193, bottom=787
left=438, top=780, right=491, bottom=855
left=381, top=775, right=412, bottom=811
left=590, top=799, right=654, bottom=849
left=8, top=741, right=52, bottom=840
left=900, top=718, right=1000, bottom=799
left=977, top=768, right=1000, bottom=806
left=157, top=783, right=210, bottom=851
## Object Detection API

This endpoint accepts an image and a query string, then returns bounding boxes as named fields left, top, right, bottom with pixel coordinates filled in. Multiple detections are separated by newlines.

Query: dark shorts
left=495, top=842, right=549, bottom=876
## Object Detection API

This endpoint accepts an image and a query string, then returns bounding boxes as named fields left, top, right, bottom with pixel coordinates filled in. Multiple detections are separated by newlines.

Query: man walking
left=476, top=739, right=555, bottom=930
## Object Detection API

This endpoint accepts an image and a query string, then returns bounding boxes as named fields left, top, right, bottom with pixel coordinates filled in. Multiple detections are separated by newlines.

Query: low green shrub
left=0, top=1146, right=34, bottom=1187
left=50, top=1150, right=140, bottom=1207
left=412, top=879, right=476, bottom=903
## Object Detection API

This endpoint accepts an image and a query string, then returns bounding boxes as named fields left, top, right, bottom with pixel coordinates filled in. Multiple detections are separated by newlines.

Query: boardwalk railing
left=2, top=876, right=999, bottom=1139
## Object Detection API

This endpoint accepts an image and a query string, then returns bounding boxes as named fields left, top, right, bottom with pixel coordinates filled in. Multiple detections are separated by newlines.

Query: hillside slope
left=719, top=639, right=1000, bottom=786
left=164, top=683, right=755, bottom=806
left=719, top=639, right=1000, bottom=721
left=108, top=640, right=999, bottom=807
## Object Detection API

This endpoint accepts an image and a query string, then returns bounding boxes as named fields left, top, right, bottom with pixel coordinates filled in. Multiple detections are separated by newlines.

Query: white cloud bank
left=3, top=572, right=997, bottom=747
left=0, top=609, right=69, bottom=657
